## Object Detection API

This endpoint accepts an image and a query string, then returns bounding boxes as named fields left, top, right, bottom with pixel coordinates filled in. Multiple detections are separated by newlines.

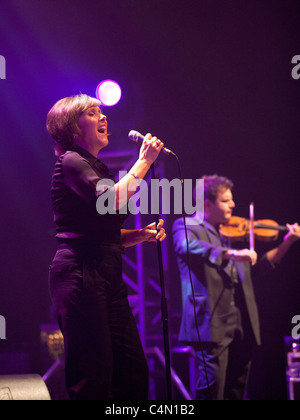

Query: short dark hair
left=194, top=174, right=234, bottom=203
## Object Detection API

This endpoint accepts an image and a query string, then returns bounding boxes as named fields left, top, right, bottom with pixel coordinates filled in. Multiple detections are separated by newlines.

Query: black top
left=51, top=146, right=126, bottom=245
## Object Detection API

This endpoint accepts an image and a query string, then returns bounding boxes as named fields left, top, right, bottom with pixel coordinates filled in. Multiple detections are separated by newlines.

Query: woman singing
left=46, top=94, right=166, bottom=400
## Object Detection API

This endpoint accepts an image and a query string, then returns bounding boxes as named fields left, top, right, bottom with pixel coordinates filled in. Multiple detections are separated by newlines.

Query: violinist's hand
left=141, top=219, right=167, bottom=243
left=266, top=222, right=300, bottom=264
left=284, top=223, right=300, bottom=244
left=227, top=249, right=258, bottom=265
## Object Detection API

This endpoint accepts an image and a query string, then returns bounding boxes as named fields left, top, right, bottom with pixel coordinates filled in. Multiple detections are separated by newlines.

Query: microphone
left=128, top=130, right=176, bottom=157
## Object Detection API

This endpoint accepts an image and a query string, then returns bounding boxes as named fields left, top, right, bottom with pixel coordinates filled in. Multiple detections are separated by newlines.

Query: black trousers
left=195, top=284, right=256, bottom=400
left=49, top=241, right=148, bottom=400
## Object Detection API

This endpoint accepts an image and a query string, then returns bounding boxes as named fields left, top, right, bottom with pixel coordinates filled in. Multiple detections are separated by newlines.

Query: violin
left=219, top=215, right=288, bottom=243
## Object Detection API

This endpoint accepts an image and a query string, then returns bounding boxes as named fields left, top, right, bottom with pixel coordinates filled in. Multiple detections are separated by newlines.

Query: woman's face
left=77, top=106, right=108, bottom=153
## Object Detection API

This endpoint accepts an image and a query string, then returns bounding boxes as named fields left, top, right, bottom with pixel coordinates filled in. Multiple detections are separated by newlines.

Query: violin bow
left=249, top=202, right=255, bottom=263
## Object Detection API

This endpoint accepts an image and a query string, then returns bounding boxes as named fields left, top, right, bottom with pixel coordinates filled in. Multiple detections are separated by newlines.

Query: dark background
left=0, top=0, right=299, bottom=399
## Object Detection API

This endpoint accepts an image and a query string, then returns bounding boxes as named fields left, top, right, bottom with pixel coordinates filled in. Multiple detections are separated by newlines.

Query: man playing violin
left=172, top=174, right=300, bottom=400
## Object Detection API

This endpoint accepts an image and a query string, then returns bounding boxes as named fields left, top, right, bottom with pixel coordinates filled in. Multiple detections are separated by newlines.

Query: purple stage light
left=96, top=79, right=122, bottom=106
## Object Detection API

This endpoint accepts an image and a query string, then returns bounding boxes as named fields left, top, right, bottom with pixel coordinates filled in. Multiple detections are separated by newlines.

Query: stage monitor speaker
left=0, top=374, right=51, bottom=400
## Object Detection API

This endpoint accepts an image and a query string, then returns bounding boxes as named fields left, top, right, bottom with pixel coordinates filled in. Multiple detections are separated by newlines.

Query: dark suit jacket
left=172, top=216, right=264, bottom=346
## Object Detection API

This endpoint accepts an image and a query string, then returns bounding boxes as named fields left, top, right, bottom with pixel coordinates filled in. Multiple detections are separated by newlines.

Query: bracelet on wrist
left=129, top=172, right=141, bottom=184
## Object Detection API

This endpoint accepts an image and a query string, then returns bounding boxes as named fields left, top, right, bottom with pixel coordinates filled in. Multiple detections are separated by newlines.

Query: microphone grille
left=128, top=130, right=142, bottom=142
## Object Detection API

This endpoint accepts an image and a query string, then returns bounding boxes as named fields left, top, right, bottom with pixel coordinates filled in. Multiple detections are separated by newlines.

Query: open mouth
left=98, top=127, right=106, bottom=134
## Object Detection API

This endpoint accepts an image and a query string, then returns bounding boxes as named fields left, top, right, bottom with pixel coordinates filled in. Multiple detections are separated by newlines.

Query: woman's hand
left=141, top=219, right=167, bottom=243
left=139, top=133, right=164, bottom=166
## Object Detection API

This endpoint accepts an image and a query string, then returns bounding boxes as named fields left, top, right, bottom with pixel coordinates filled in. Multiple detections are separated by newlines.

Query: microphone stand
left=150, top=163, right=172, bottom=400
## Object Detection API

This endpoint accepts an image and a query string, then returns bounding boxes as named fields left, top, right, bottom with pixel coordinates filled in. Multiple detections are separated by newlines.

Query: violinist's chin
left=224, top=212, right=232, bottom=224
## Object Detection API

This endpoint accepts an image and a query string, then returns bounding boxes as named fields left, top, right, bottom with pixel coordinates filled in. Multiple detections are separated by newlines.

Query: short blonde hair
left=46, top=94, right=101, bottom=155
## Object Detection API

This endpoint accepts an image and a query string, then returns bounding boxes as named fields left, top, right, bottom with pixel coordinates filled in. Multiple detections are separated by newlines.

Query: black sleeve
left=172, top=218, right=228, bottom=267
left=62, top=152, right=115, bottom=205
